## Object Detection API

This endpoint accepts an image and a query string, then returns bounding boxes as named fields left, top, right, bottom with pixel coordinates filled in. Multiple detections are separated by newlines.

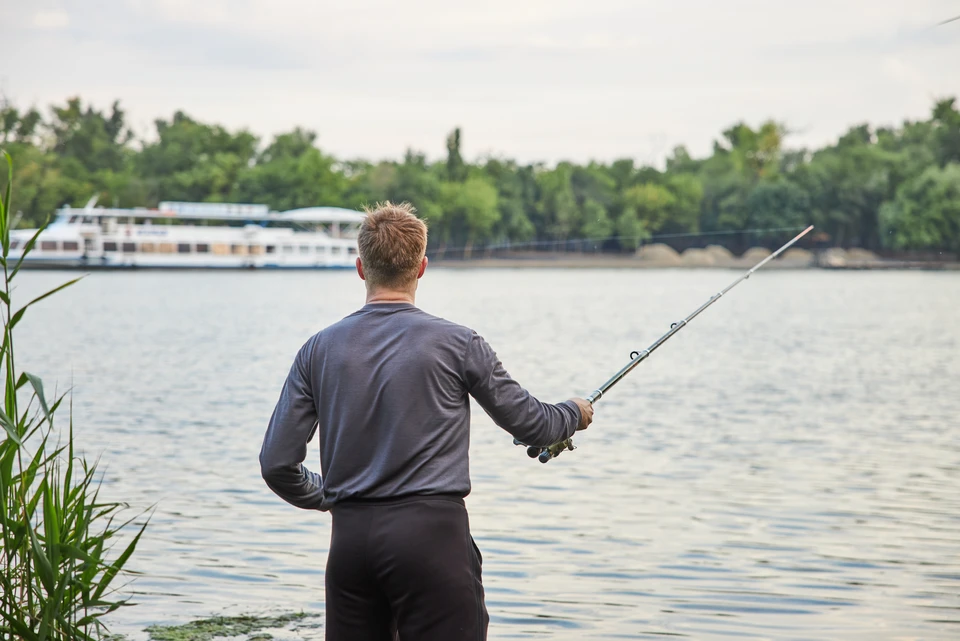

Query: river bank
left=430, top=245, right=960, bottom=270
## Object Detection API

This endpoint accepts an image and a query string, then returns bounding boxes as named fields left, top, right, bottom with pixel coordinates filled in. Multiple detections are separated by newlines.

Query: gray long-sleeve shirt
left=259, top=302, right=581, bottom=511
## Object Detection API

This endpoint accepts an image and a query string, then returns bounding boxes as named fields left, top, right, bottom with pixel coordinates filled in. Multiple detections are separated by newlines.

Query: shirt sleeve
left=259, top=344, right=324, bottom=510
left=463, top=332, right=580, bottom=446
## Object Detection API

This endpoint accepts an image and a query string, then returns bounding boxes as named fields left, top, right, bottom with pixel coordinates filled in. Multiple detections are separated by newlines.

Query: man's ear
left=417, top=256, right=428, bottom=279
left=356, top=257, right=365, bottom=280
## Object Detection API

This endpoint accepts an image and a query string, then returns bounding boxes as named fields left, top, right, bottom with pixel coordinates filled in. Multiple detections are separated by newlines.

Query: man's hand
left=570, top=397, right=594, bottom=431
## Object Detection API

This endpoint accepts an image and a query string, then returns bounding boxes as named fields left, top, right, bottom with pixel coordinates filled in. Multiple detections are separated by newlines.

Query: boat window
left=103, top=241, right=118, bottom=252
left=212, top=244, right=229, bottom=255
left=10, top=240, right=19, bottom=249
left=282, top=245, right=294, bottom=254
left=265, top=245, right=276, bottom=254
left=68, top=215, right=79, bottom=223
left=177, top=243, right=191, bottom=254
left=347, top=247, right=357, bottom=256
left=63, top=241, right=80, bottom=251
left=248, top=245, right=263, bottom=255
left=158, top=243, right=175, bottom=253
left=82, top=216, right=94, bottom=224
left=40, top=241, right=58, bottom=251
left=122, top=242, right=136, bottom=252
left=299, top=245, right=311, bottom=253
left=196, top=243, right=210, bottom=253
left=140, top=242, right=156, bottom=253
left=231, top=244, right=246, bottom=255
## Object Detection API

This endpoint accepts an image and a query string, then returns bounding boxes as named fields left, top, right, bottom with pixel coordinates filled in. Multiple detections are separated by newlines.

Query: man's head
left=356, top=202, right=428, bottom=295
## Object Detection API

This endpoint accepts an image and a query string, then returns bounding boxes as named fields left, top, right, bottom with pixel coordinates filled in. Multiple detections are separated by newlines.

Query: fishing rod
left=517, top=224, right=815, bottom=463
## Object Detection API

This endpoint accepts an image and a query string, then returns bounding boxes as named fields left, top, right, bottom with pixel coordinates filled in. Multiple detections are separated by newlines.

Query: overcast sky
left=1, top=1, right=958, bottom=165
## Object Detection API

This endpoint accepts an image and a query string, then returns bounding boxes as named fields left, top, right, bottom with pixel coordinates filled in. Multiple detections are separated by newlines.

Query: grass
left=0, top=149, right=149, bottom=640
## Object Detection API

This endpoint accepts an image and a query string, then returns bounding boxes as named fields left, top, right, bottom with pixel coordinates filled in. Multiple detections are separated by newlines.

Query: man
left=260, top=202, right=594, bottom=641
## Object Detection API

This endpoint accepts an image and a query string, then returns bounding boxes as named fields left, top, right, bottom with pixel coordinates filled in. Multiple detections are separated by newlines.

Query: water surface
left=16, top=269, right=960, bottom=640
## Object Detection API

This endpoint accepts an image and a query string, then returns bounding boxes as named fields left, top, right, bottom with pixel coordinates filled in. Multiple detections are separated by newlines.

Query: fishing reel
left=513, top=437, right=575, bottom=463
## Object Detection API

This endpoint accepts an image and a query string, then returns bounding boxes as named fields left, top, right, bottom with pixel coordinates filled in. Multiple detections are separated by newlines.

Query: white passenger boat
left=9, top=201, right=365, bottom=269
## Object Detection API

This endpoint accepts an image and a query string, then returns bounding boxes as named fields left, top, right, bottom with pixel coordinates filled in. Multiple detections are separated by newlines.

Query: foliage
left=2, top=94, right=960, bottom=253
left=880, top=163, right=960, bottom=253
left=0, top=151, right=147, bottom=640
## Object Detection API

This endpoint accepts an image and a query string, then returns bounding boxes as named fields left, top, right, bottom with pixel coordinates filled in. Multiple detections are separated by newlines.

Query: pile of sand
left=742, top=247, right=772, bottom=262
left=636, top=243, right=682, bottom=266
left=705, top=245, right=735, bottom=264
left=846, top=248, right=880, bottom=263
left=680, top=248, right=716, bottom=266
left=780, top=247, right=814, bottom=266
left=819, top=247, right=847, bottom=267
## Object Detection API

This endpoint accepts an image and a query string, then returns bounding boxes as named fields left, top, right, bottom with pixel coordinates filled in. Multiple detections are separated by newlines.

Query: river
left=15, top=268, right=960, bottom=640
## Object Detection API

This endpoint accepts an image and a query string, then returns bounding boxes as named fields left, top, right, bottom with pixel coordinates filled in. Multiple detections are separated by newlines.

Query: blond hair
left=358, top=202, right=428, bottom=288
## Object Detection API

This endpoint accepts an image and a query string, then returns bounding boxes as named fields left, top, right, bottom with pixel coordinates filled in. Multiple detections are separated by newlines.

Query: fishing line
left=516, top=225, right=815, bottom=463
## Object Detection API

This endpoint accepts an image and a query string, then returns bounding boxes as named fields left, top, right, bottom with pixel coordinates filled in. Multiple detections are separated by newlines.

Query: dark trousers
left=326, top=495, right=489, bottom=641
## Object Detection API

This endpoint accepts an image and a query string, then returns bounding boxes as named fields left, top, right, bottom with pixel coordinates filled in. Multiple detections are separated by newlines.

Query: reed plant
left=0, top=150, right=147, bottom=640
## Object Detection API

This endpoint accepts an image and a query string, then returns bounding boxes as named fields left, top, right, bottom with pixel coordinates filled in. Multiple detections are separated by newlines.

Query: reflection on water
left=15, top=269, right=960, bottom=640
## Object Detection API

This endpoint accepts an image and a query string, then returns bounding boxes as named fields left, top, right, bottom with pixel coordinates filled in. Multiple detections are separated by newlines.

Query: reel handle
left=514, top=437, right=576, bottom=463
left=514, top=391, right=598, bottom=463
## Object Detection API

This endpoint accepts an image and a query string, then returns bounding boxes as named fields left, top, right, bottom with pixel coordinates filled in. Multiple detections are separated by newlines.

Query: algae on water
left=146, top=613, right=314, bottom=641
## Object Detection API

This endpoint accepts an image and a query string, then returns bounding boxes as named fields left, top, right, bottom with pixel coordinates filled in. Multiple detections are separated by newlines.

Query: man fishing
left=259, top=202, right=594, bottom=641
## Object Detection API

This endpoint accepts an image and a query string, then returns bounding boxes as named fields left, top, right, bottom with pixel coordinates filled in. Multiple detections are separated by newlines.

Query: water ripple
left=15, top=269, right=960, bottom=640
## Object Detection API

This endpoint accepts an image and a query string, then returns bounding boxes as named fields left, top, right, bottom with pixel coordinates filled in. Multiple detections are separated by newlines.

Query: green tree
left=482, top=158, right=535, bottom=244
left=4, top=92, right=960, bottom=255
left=445, top=128, right=466, bottom=182
left=880, top=163, right=960, bottom=252
left=662, top=173, right=703, bottom=233
left=137, top=111, right=257, bottom=204
left=932, top=98, right=960, bottom=166
left=50, top=98, right=131, bottom=174
left=536, top=164, right=580, bottom=240
left=623, top=183, right=675, bottom=232
left=232, top=128, right=345, bottom=210
left=797, top=130, right=897, bottom=247
left=0, top=101, right=42, bottom=146
left=615, top=206, right=649, bottom=251
left=581, top=199, right=613, bottom=243
left=440, top=177, right=499, bottom=257
left=744, top=178, right=810, bottom=235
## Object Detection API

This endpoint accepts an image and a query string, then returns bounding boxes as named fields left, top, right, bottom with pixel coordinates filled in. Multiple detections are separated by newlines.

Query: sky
left=1, top=1, right=958, bottom=165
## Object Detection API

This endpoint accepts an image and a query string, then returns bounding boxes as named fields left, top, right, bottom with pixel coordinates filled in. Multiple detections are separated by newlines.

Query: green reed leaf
left=25, top=372, right=52, bottom=425
left=8, top=278, right=83, bottom=332
left=91, top=520, right=146, bottom=602
left=29, top=524, right=56, bottom=594
left=11, top=225, right=45, bottom=279
left=1, top=613, right=41, bottom=641
left=43, top=481, right=62, bottom=568
left=1, top=150, right=11, bottom=251
left=0, top=406, right=22, bottom=445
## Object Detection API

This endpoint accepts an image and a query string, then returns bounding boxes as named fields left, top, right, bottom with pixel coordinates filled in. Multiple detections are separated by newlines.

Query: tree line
left=1, top=96, right=959, bottom=255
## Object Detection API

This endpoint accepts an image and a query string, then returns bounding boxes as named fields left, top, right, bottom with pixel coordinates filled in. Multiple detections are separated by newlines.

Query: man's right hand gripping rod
left=515, top=225, right=814, bottom=464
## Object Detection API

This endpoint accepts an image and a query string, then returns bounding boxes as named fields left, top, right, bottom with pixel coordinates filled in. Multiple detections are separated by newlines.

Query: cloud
left=3, top=0, right=959, bottom=164
left=32, top=10, right=70, bottom=30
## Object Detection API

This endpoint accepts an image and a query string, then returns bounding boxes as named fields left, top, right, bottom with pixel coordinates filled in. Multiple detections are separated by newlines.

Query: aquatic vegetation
left=0, top=150, right=148, bottom=639
left=145, top=613, right=315, bottom=641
